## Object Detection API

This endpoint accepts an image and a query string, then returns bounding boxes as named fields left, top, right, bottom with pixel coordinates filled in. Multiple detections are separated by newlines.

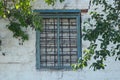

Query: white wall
left=0, top=0, right=120, bottom=80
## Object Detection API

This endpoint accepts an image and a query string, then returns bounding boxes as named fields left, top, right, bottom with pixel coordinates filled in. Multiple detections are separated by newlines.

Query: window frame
left=35, top=10, right=82, bottom=70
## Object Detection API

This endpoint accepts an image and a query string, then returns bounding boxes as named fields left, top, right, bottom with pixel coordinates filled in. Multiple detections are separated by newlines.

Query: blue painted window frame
left=35, top=10, right=82, bottom=70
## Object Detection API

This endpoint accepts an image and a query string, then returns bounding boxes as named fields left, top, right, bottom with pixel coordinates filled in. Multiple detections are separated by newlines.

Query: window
left=36, top=10, right=81, bottom=70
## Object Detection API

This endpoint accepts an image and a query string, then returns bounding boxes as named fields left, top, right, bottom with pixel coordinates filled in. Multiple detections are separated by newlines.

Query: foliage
left=45, top=0, right=64, bottom=5
left=72, top=0, right=120, bottom=71
left=0, top=0, right=64, bottom=42
left=0, top=0, right=41, bottom=41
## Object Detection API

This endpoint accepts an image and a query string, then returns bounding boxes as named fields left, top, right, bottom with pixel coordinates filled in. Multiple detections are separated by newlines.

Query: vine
left=0, top=0, right=64, bottom=41
left=72, top=0, right=120, bottom=71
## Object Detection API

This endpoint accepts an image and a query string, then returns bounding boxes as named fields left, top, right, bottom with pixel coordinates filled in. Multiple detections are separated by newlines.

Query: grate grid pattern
left=40, top=18, right=78, bottom=69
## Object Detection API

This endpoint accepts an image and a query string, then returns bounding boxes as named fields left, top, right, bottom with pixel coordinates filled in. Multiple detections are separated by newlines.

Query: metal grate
left=40, top=18, right=78, bottom=69
left=40, top=18, right=58, bottom=67
left=59, top=18, right=77, bottom=67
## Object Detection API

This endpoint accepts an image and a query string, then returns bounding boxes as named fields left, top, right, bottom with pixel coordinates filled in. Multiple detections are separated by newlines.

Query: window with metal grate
left=36, top=10, right=82, bottom=70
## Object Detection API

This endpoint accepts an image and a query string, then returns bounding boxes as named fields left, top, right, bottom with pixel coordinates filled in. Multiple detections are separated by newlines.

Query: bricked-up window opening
left=36, top=10, right=81, bottom=69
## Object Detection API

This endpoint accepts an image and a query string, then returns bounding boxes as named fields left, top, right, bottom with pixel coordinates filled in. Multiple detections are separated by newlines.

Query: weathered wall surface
left=0, top=0, right=120, bottom=80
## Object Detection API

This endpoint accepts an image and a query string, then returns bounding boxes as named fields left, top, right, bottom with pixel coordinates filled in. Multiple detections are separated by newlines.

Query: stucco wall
left=0, top=0, right=120, bottom=80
